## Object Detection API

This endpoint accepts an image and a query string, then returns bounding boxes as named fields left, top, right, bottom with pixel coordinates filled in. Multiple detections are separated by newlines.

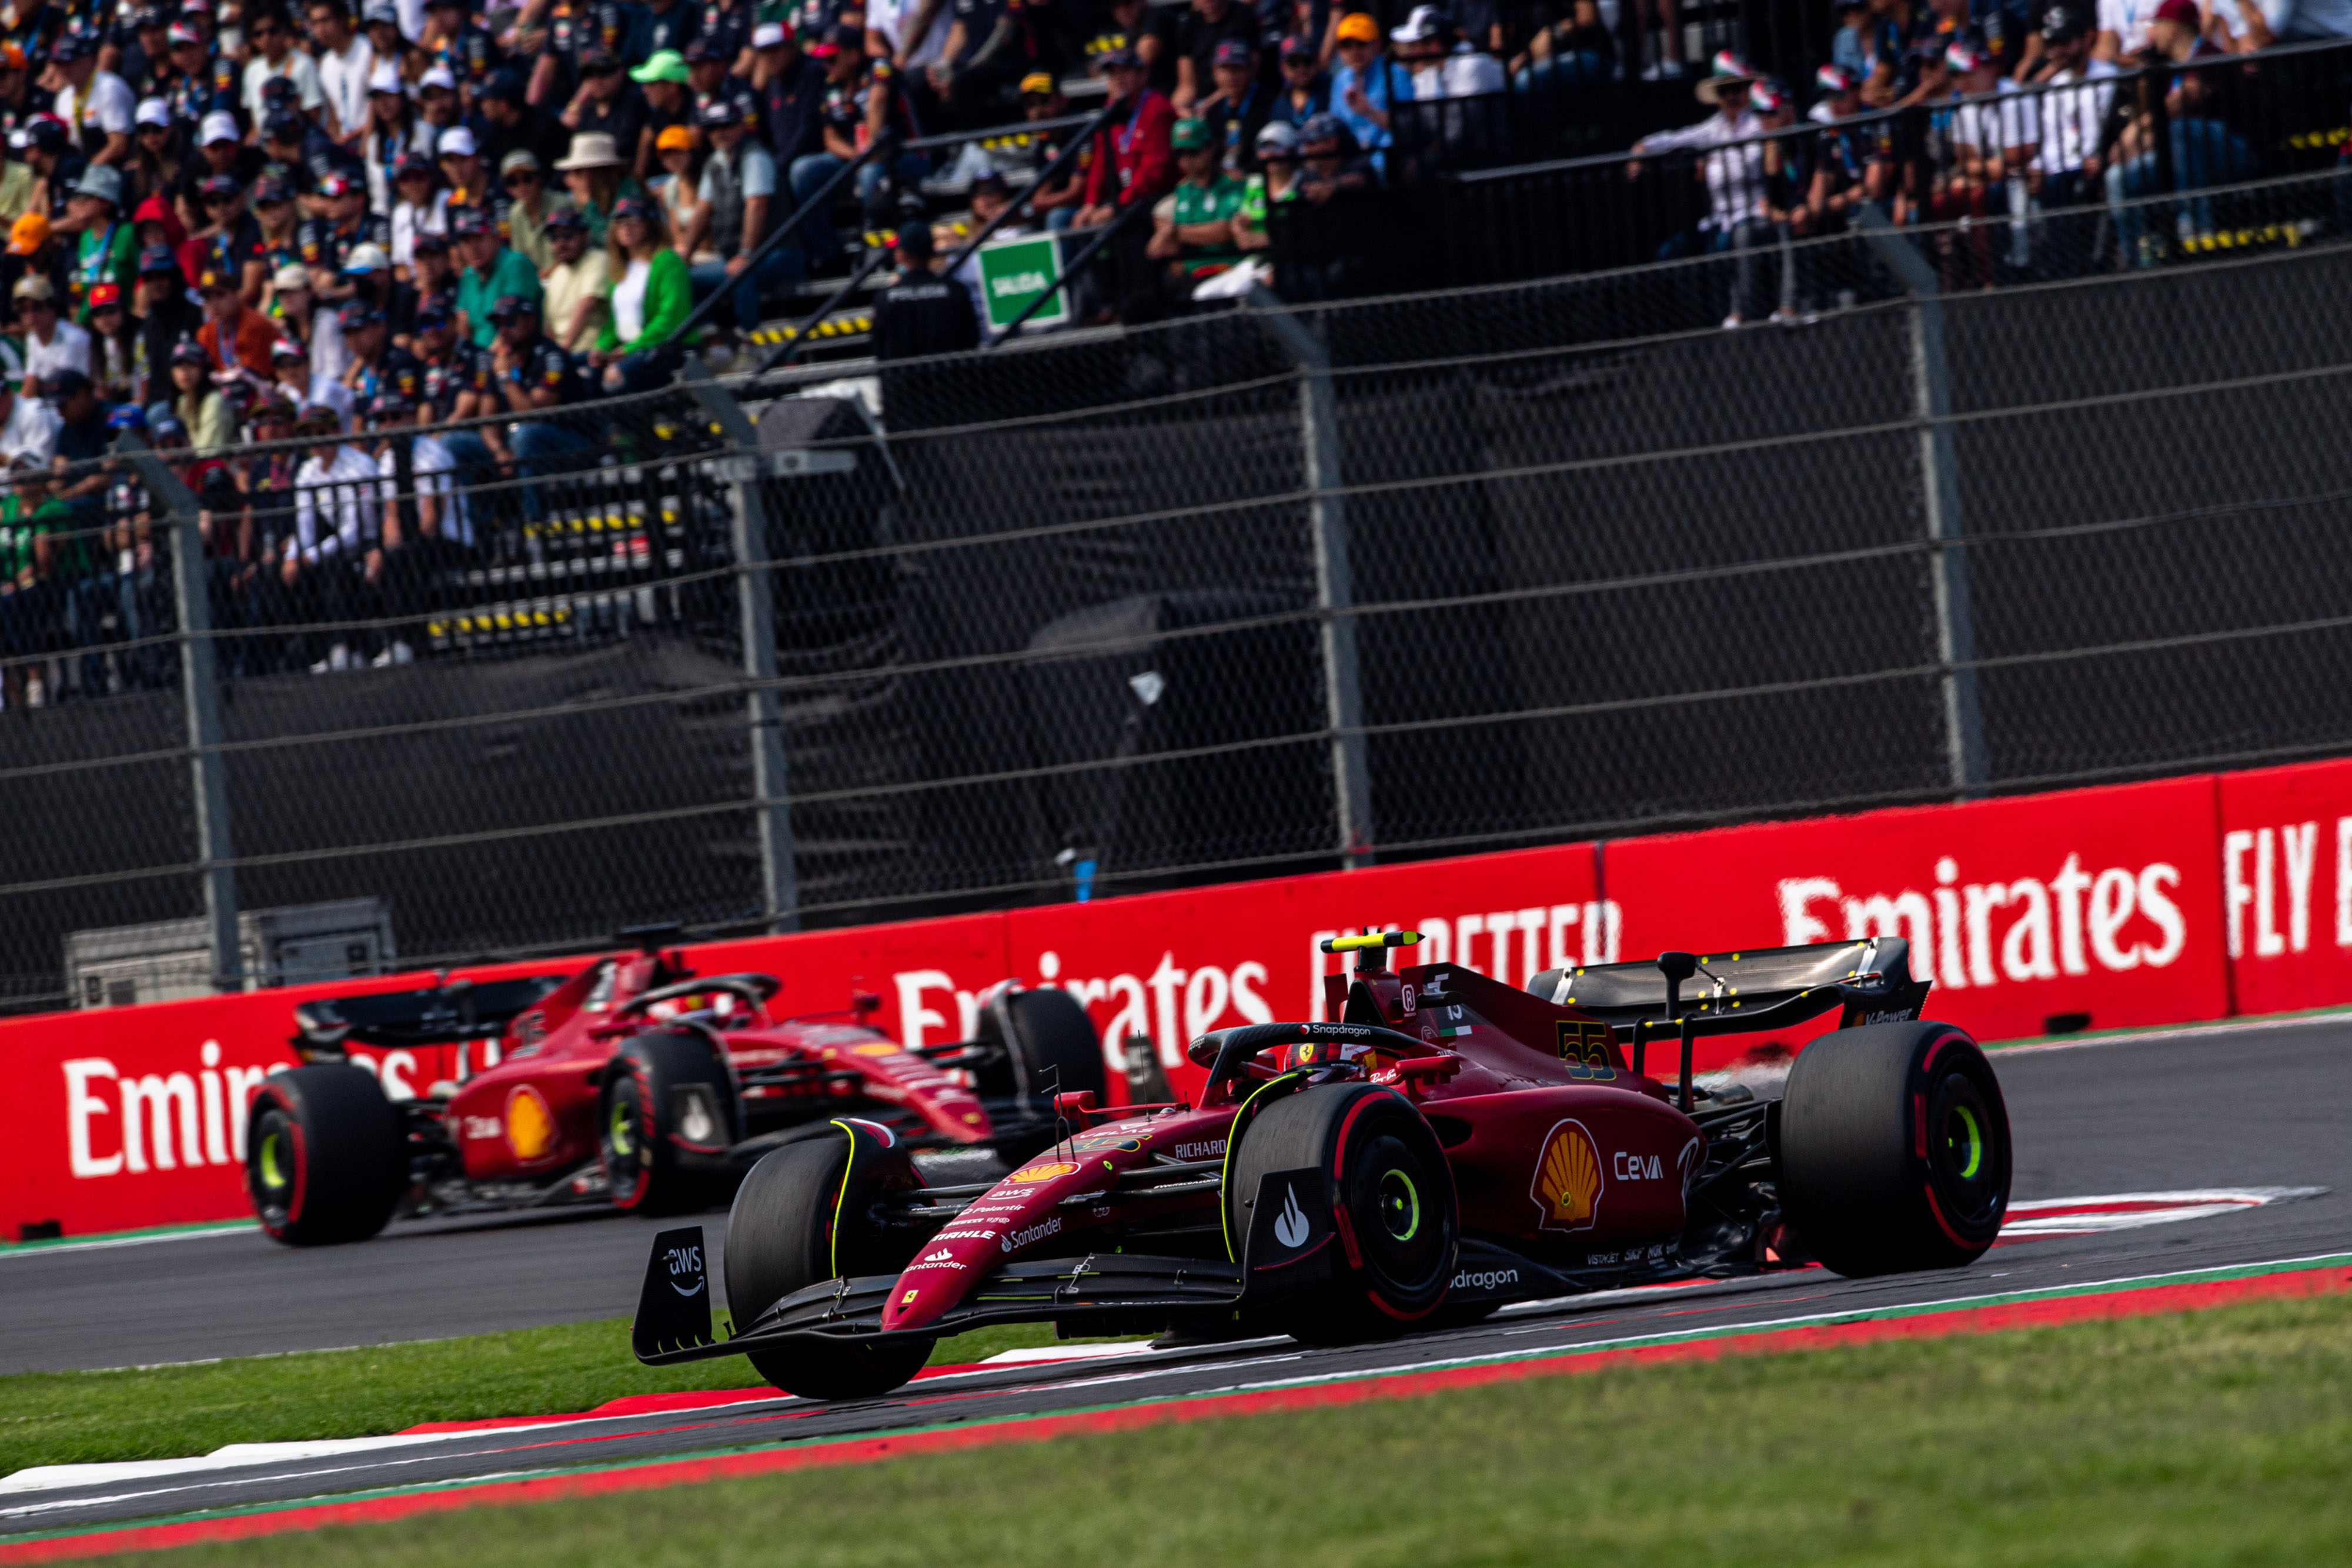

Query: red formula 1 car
left=246, top=932, right=1105, bottom=1245
left=632, top=928, right=2012, bottom=1398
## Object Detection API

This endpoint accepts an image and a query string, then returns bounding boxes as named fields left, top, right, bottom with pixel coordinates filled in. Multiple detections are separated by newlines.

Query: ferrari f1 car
left=245, top=931, right=1105, bottom=1245
left=630, top=928, right=2012, bottom=1398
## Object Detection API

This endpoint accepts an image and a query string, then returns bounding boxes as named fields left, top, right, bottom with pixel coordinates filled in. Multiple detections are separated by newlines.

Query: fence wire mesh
left=11, top=230, right=2352, bottom=1012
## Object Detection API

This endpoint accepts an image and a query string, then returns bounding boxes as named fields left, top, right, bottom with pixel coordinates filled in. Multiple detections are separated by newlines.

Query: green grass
left=0, top=1318, right=1083, bottom=1479
left=82, top=1292, right=2352, bottom=1568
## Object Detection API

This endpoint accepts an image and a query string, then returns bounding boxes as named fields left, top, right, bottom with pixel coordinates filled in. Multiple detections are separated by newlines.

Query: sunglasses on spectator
left=505, top=170, right=539, bottom=186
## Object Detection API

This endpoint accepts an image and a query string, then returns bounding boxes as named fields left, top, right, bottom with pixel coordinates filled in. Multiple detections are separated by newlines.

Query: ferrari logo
left=1532, top=1119, right=1602, bottom=1232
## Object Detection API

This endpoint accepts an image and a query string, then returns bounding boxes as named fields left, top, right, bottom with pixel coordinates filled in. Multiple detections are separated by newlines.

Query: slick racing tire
left=1229, top=1082, right=1458, bottom=1345
left=602, top=1030, right=739, bottom=1216
left=246, top=1065, right=406, bottom=1246
left=1777, top=1021, right=2012, bottom=1278
left=726, top=1136, right=934, bottom=1400
left=980, top=988, right=1109, bottom=1105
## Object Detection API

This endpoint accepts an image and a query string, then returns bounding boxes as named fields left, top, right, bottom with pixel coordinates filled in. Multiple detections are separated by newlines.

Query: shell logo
left=1531, top=1119, right=1602, bottom=1231
left=1008, top=1161, right=1081, bottom=1183
left=505, top=1085, right=559, bottom=1163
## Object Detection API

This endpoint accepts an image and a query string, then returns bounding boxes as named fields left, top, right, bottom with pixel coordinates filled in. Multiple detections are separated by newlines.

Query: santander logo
left=1778, top=853, right=2188, bottom=990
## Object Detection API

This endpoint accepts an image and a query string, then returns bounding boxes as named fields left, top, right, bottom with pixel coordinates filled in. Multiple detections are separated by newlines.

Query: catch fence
left=9, top=230, right=2352, bottom=1011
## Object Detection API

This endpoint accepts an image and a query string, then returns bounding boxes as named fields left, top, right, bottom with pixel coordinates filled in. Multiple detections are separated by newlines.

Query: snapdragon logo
left=1453, top=1267, right=1520, bottom=1291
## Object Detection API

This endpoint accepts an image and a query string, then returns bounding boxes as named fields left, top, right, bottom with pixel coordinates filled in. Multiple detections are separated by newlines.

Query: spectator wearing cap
left=754, top=23, right=826, bottom=173
left=1232, top=118, right=1300, bottom=249
left=946, top=168, right=1018, bottom=336
left=1328, top=12, right=1408, bottom=160
left=47, top=370, right=113, bottom=545
left=403, top=228, right=459, bottom=326
left=653, top=125, right=712, bottom=261
left=1266, top=35, right=1331, bottom=135
left=452, top=202, right=541, bottom=346
left=1147, top=116, right=1245, bottom=282
left=1018, top=73, right=1086, bottom=230
left=2104, top=0, right=2256, bottom=259
left=2024, top=4, right=2115, bottom=261
left=344, top=239, right=413, bottom=334
left=16, top=276, right=90, bottom=401
left=309, top=0, right=379, bottom=148
left=0, top=449, right=75, bottom=706
left=564, top=46, right=651, bottom=170
left=1152, top=0, right=1261, bottom=113
left=260, top=108, right=348, bottom=208
left=129, top=98, right=185, bottom=209
left=165, top=333, right=236, bottom=449
left=242, top=6, right=326, bottom=127
left=415, top=65, right=463, bottom=137
left=471, top=68, right=571, bottom=177
left=589, top=193, right=691, bottom=393
left=338, top=293, right=425, bottom=414
left=299, top=170, right=395, bottom=297
left=181, top=113, right=260, bottom=215
left=61, top=167, right=134, bottom=323
left=288, top=397, right=386, bottom=673
left=249, top=177, right=306, bottom=290
left=409, top=303, right=487, bottom=429
left=1630, top=52, right=1768, bottom=318
left=5, top=208, right=61, bottom=301
left=485, top=292, right=583, bottom=417
left=687, top=96, right=796, bottom=334
left=363, top=63, right=437, bottom=220
left=196, top=261, right=280, bottom=377
left=390, top=152, right=451, bottom=270
left=871, top=218, right=977, bottom=363
left=159, top=24, right=218, bottom=129
left=555, top=129, right=643, bottom=248
left=84, top=282, right=139, bottom=405
left=683, top=39, right=750, bottom=128
left=270, top=260, right=352, bottom=384
left=1196, top=38, right=1271, bottom=176
left=779, top=29, right=926, bottom=260
left=435, top=122, right=491, bottom=210
left=502, top=151, right=557, bottom=269
left=422, top=0, right=502, bottom=95
left=632, top=49, right=695, bottom=179
left=183, top=175, right=266, bottom=306
left=1509, top=0, right=1615, bottom=93
left=361, top=5, right=417, bottom=86
left=133, top=242, right=200, bottom=379
left=1289, top=111, right=1369, bottom=204
left=1074, top=46, right=1175, bottom=226
left=119, top=12, right=173, bottom=101
left=271, top=330, right=356, bottom=429
left=539, top=202, right=608, bottom=349
left=18, top=118, right=86, bottom=225
left=53, top=31, right=136, bottom=169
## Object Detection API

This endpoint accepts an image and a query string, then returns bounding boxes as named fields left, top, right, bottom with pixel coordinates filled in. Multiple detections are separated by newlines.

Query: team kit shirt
left=495, top=333, right=584, bottom=405
left=821, top=58, right=919, bottom=150
left=297, top=212, right=395, bottom=276
left=1168, top=173, right=1244, bottom=270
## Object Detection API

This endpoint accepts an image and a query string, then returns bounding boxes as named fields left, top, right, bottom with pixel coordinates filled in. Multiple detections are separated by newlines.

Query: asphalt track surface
left=5, top=1017, right=2347, bottom=1537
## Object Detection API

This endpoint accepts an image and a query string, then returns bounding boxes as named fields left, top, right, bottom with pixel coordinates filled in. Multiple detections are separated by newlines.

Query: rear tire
left=602, top=1030, right=737, bottom=1216
left=1001, top=988, right=1108, bottom=1104
left=1228, top=1083, right=1458, bottom=1344
left=726, top=1137, right=934, bottom=1399
left=1778, top=1021, right=2012, bottom=1278
left=246, top=1065, right=405, bottom=1246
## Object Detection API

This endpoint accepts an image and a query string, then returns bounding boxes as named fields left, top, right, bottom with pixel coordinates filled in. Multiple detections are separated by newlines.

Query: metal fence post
left=680, top=364, right=801, bottom=931
left=1856, top=214, right=1987, bottom=796
left=1247, top=287, right=1375, bottom=867
left=116, top=433, right=240, bottom=988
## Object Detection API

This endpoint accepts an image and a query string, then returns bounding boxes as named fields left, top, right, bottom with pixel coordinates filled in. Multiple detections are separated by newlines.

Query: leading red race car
left=245, top=931, right=1105, bottom=1244
left=633, top=928, right=2012, bottom=1398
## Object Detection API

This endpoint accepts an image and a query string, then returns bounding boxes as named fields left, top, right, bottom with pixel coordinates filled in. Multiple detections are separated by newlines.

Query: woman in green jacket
left=590, top=197, right=694, bottom=395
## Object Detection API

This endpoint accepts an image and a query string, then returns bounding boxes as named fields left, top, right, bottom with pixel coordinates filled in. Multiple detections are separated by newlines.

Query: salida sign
left=12, top=763, right=2349, bottom=1244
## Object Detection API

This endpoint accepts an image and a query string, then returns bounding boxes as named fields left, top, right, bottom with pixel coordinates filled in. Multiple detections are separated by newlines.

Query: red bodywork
left=440, top=951, right=994, bottom=1183
left=878, top=955, right=1704, bottom=1333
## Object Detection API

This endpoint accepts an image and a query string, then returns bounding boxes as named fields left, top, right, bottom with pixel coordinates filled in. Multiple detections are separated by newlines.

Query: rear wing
left=1529, top=938, right=1932, bottom=1109
left=292, top=975, right=571, bottom=1055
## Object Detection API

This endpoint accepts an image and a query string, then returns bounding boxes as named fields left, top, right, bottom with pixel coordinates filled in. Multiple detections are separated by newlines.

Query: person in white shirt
left=51, top=35, right=135, bottom=167
left=1632, top=51, right=1770, bottom=322
left=243, top=11, right=328, bottom=125
left=0, top=376, right=62, bottom=467
left=310, top=0, right=377, bottom=145
left=14, top=278, right=92, bottom=401
left=867, top=0, right=953, bottom=76
left=290, top=406, right=385, bottom=671
left=272, top=334, right=357, bottom=429
left=2029, top=4, right=2119, bottom=234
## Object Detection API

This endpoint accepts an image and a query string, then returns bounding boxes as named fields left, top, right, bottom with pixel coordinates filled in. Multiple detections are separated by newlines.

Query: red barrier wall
left=8, top=759, right=2349, bottom=1242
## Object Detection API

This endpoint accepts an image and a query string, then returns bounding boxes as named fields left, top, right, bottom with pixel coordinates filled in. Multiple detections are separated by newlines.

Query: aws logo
left=1531, top=1118, right=1602, bottom=1232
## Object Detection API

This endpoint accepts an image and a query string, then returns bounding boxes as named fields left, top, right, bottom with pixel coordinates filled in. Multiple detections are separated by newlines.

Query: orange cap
left=8, top=210, right=48, bottom=256
left=656, top=123, right=696, bottom=151
left=1335, top=11, right=1378, bottom=42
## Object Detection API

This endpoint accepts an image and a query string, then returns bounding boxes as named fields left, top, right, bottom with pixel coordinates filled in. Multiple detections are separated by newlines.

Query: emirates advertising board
left=5, top=763, right=2339, bottom=1243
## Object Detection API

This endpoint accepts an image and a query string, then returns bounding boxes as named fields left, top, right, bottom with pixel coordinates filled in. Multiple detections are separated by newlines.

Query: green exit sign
left=976, top=232, right=1070, bottom=332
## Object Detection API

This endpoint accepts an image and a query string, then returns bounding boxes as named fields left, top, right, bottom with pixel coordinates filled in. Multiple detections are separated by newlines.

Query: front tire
left=246, top=1065, right=405, bottom=1246
left=997, top=988, right=1110, bottom=1104
left=1778, top=1021, right=2012, bottom=1278
left=726, top=1135, right=933, bottom=1399
left=1228, top=1083, right=1458, bottom=1344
